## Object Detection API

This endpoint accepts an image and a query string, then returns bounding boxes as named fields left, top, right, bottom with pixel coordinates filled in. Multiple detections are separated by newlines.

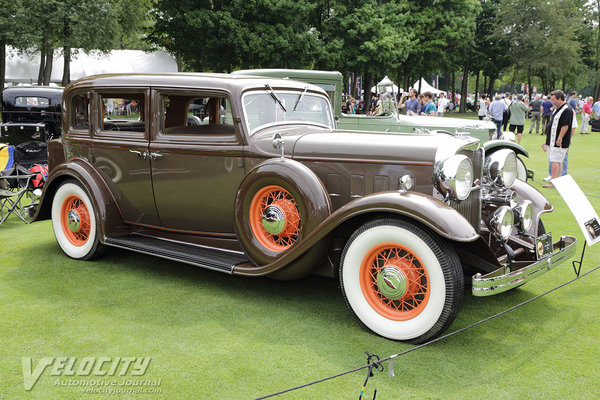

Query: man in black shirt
left=543, top=90, right=573, bottom=188
left=529, top=94, right=542, bottom=134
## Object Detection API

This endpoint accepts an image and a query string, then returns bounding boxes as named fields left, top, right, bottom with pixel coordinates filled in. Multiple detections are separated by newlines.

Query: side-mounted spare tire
left=234, top=158, right=331, bottom=280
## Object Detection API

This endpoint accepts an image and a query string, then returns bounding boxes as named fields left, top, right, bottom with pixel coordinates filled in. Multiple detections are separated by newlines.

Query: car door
left=149, top=89, right=245, bottom=234
left=90, top=89, right=160, bottom=226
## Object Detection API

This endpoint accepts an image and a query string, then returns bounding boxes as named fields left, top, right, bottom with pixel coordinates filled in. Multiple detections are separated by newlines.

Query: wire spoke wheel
left=250, top=185, right=301, bottom=252
left=60, top=195, right=91, bottom=246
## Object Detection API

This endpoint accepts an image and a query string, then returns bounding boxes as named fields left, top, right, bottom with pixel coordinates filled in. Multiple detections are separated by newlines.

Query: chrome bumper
left=472, top=236, right=577, bottom=296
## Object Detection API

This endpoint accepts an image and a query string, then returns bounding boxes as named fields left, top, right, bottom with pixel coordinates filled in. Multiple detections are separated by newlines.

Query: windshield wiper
left=265, top=84, right=287, bottom=112
left=293, top=86, right=308, bottom=111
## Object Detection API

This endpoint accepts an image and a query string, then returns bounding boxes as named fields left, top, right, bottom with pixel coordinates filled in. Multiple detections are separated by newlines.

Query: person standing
left=508, top=94, right=529, bottom=144
left=488, top=95, right=506, bottom=139
left=568, top=91, right=579, bottom=113
left=528, top=94, right=542, bottom=134
left=502, top=93, right=512, bottom=131
left=542, top=90, right=573, bottom=188
left=436, top=93, right=448, bottom=117
left=592, top=97, right=600, bottom=119
left=477, top=94, right=489, bottom=120
left=399, top=89, right=419, bottom=115
left=420, top=92, right=437, bottom=116
left=541, top=95, right=553, bottom=133
left=581, top=97, right=592, bottom=134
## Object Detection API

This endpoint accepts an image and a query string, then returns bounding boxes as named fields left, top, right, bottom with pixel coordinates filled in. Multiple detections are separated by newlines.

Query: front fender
left=233, top=191, right=478, bottom=276
left=33, top=158, right=127, bottom=241
left=484, top=140, right=529, bottom=158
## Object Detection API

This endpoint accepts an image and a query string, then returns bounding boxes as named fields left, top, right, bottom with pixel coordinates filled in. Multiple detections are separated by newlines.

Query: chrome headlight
left=487, top=206, right=514, bottom=241
left=434, top=155, right=474, bottom=201
left=484, top=149, right=517, bottom=188
left=514, top=200, right=533, bottom=233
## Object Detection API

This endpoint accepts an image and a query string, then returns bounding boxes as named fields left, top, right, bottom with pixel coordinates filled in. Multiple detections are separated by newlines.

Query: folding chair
left=0, top=169, right=35, bottom=224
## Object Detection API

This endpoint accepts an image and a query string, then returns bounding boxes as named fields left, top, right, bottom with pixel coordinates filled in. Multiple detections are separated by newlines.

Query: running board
left=104, top=234, right=248, bottom=274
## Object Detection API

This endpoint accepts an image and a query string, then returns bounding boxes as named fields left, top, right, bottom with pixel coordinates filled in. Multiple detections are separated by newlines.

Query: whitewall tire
left=340, top=218, right=463, bottom=343
left=51, top=180, right=103, bottom=260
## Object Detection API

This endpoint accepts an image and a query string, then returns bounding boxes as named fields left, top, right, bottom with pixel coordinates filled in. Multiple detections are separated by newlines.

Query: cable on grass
left=254, top=264, right=600, bottom=400
left=358, top=351, right=383, bottom=400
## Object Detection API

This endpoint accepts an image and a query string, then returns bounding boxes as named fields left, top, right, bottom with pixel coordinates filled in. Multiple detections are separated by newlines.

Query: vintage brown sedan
left=32, top=73, right=576, bottom=343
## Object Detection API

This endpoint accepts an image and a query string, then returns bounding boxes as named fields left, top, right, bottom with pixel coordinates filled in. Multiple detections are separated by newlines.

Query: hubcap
left=376, top=266, right=407, bottom=299
left=262, top=205, right=286, bottom=235
left=67, top=210, right=81, bottom=232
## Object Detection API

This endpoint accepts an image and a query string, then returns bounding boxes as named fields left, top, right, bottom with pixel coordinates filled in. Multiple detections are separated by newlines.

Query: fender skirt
left=233, top=190, right=479, bottom=276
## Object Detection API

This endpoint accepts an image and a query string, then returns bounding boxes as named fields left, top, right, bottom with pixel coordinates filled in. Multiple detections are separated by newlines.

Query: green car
left=233, top=69, right=531, bottom=180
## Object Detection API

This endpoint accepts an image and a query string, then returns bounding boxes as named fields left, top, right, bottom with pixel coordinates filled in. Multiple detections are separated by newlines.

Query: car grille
left=449, top=146, right=484, bottom=232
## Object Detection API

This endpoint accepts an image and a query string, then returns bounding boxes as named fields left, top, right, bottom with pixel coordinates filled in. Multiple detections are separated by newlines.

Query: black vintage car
left=1, top=86, right=64, bottom=145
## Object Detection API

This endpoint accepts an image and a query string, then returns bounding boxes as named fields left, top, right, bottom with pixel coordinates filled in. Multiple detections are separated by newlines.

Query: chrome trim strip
left=472, top=236, right=577, bottom=296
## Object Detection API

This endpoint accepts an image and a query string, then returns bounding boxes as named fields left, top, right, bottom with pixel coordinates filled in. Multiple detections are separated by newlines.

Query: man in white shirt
left=436, top=93, right=448, bottom=117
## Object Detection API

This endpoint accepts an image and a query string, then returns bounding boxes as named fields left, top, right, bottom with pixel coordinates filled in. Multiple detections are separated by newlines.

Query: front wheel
left=51, top=180, right=104, bottom=260
left=340, top=218, right=463, bottom=343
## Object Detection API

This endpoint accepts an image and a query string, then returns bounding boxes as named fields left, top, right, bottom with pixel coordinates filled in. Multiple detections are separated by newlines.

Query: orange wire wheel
left=359, top=242, right=430, bottom=321
left=60, top=195, right=92, bottom=246
left=249, top=185, right=301, bottom=252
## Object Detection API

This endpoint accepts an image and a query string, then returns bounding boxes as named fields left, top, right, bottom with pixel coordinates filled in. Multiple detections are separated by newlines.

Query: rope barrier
left=254, top=263, right=600, bottom=400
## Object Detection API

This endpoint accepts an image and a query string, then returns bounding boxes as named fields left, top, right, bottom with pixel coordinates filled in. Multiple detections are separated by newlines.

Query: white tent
left=371, top=76, right=401, bottom=95
left=410, top=78, right=444, bottom=95
left=4, top=47, right=177, bottom=84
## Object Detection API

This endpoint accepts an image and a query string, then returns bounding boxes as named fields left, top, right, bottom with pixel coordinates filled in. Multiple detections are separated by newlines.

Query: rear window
left=15, top=96, right=50, bottom=108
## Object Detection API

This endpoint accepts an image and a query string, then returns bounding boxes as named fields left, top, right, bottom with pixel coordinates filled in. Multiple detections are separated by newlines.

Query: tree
left=0, top=0, right=31, bottom=88
left=148, top=0, right=321, bottom=73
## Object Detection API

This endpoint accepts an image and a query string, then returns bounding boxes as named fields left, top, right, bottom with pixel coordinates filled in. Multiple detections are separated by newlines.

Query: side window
left=71, top=94, right=90, bottom=130
left=162, top=94, right=234, bottom=136
left=99, top=93, right=146, bottom=133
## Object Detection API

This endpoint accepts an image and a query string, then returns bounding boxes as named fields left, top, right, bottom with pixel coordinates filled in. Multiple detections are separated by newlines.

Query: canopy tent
left=371, top=76, right=401, bottom=95
left=3, top=47, right=177, bottom=85
left=410, top=78, right=444, bottom=95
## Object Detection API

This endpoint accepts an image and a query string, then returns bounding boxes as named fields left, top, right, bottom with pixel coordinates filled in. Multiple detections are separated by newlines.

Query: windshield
left=242, top=90, right=334, bottom=134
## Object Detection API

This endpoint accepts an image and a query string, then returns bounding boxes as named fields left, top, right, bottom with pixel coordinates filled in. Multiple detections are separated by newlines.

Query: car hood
left=282, top=127, right=479, bottom=164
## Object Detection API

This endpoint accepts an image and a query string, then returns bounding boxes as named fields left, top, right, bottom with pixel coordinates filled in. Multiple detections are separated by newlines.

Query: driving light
left=484, top=149, right=517, bottom=188
left=487, top=206, right=514, bottom=241
left=514, top=200, right=533, bottom=233
left=434, top=155, right=474, bottom=201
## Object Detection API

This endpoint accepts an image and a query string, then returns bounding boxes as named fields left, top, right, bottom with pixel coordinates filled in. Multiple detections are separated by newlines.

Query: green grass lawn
left=1, top=122, right=600, bottom=399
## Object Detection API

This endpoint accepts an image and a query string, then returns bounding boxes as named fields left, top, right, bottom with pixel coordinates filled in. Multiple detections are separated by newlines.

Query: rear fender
left=33, top=158, right=127, bottom=241
left=233, top=191, right=479, bottom=276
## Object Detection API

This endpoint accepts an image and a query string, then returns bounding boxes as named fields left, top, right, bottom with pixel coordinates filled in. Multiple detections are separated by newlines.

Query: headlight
left=434, top=155, right=474, bottom=201
left=514, top=200, right=533, bottom=233
left=487, top=206, right=514, bottom=241
left=484, top=149, right=517, bottom=188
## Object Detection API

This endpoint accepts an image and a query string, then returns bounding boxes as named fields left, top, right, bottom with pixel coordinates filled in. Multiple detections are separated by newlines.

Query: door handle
left=149, top=152, right=164, bottom=160
left=129, top=149, right=148, bottom=159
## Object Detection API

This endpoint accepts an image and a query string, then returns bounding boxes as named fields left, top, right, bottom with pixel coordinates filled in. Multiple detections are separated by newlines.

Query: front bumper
left=472, top=236, right=577, bottom=296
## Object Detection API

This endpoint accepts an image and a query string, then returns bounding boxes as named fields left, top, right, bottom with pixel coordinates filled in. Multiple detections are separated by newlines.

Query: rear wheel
left=51, top=180, right=104, bottom=260
left=340, top=218, right=463, bottom=343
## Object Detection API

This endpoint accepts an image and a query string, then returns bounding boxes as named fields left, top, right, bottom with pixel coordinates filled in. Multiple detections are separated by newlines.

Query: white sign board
left=552, top=175, right=600, bottom=247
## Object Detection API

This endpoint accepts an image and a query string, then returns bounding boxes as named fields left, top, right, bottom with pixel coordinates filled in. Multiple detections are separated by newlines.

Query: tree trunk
left=444, top=72, right=449, bottom=95
left=364, top=73, right=373, bottom=114
left=0, top=42, right=5, bottom=89
left=487, top=76, right=495, bottom=96
left=527, top=68, right=532, bottom=102
left=483, top=75, right=487, bottom=96
left=509, top=65, right=518, bottom=94
left=62, top=46, right=71, bottom=86
left=459, top=61, right=469, bottom=113
left=176, top=51, right=182, bottom=72
left=451, top=71, right=455, bottom=110
left=38, top=43, right=46, bottom=85
left=43, top=44, right=53, bottom=85
left=474, top=70, right=480, bottom=105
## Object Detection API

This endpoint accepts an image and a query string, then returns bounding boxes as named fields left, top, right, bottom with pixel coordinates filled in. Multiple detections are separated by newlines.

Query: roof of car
left=65, top=73, right=328, bottom=96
